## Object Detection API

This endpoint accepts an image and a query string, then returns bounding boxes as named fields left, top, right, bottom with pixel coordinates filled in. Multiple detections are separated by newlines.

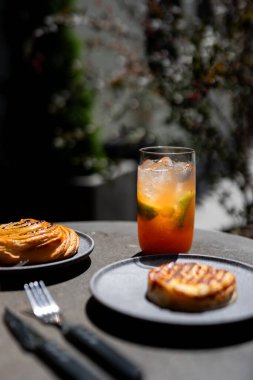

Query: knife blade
left=4, top=308, right=101, bottom=380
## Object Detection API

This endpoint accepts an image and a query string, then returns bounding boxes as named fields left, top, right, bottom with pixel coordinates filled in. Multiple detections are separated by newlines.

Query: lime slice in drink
left=137, top=200, right=158, bottom=220
left=176, top=191, right=194, bottom=227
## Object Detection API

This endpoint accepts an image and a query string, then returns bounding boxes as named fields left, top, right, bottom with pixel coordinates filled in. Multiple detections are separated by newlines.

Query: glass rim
left=139, top=146, right=195, bottom=155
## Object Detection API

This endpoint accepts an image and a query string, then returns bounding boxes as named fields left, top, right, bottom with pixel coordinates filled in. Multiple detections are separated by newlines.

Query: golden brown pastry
left=147, top=261, right=237, bottom=312
left=0, top=219, right=80, bottom=265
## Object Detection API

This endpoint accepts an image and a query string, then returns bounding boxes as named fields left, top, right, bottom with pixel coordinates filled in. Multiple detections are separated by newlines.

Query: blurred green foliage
left=1, top=0, right=107, bottom=177
left=144, top=0, right=253, bottom=225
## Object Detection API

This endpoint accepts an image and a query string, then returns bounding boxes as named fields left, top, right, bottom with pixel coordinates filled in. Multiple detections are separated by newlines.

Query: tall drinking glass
left=137, top=146, right=196, bottom=253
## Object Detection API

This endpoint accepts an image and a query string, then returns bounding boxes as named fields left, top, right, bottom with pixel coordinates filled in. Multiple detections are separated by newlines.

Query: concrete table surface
left=1, top=221, right=253, bottom=380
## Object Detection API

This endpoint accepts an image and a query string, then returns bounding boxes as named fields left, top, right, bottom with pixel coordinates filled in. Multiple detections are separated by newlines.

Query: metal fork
left=24, top=281, right=142, bottom=380
left=24, top=281, right=62, bottom=326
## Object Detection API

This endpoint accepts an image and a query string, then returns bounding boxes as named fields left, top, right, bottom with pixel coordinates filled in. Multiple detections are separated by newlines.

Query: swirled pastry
left=0, top=219, right=80, bottom=265
left=147, top=261, right=237, bottom=312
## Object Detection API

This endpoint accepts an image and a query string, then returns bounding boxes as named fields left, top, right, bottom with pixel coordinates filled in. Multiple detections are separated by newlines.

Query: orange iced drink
left=137, top=147, right=195, bottom=253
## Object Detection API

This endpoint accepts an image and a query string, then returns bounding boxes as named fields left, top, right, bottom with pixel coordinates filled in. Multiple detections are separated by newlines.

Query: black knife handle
left=62, top=324, right=142, bottom=380
left=37, top=340, right=100, bottom=380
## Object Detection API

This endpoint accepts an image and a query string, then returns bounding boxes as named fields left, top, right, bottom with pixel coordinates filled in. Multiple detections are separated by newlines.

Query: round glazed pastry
left=0, top=219, right=80, bottom=265
left=147, top=261, right=237, bottom=312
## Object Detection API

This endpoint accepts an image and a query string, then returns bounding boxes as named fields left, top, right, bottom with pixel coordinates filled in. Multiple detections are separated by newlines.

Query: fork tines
left=24, top=281, right=60, bottom=320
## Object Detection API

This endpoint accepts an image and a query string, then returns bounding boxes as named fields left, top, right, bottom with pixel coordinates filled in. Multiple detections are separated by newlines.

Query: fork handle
left=62, top=323, right=142, bottom=380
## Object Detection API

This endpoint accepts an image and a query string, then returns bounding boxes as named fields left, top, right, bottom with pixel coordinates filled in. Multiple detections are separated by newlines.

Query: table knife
left=3, top=308, right=100, bottom=380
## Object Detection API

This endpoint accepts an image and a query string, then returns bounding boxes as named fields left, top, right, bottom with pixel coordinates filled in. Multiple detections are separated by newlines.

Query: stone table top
left=1, top=221, right=253, bottom=380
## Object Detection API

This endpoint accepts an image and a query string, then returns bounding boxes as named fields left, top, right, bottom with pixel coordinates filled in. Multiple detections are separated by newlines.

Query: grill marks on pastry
left=147, top=261, right=237, bottom=312
left=0, top=219, right=80, bottom=265
left=162, top=262, right=228, bottom=286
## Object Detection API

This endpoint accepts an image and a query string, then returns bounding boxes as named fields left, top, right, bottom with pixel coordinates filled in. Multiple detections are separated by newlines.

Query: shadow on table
left=0, top=258, right=91, bottom=291
left=86, top=297, right=253, bottom=349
